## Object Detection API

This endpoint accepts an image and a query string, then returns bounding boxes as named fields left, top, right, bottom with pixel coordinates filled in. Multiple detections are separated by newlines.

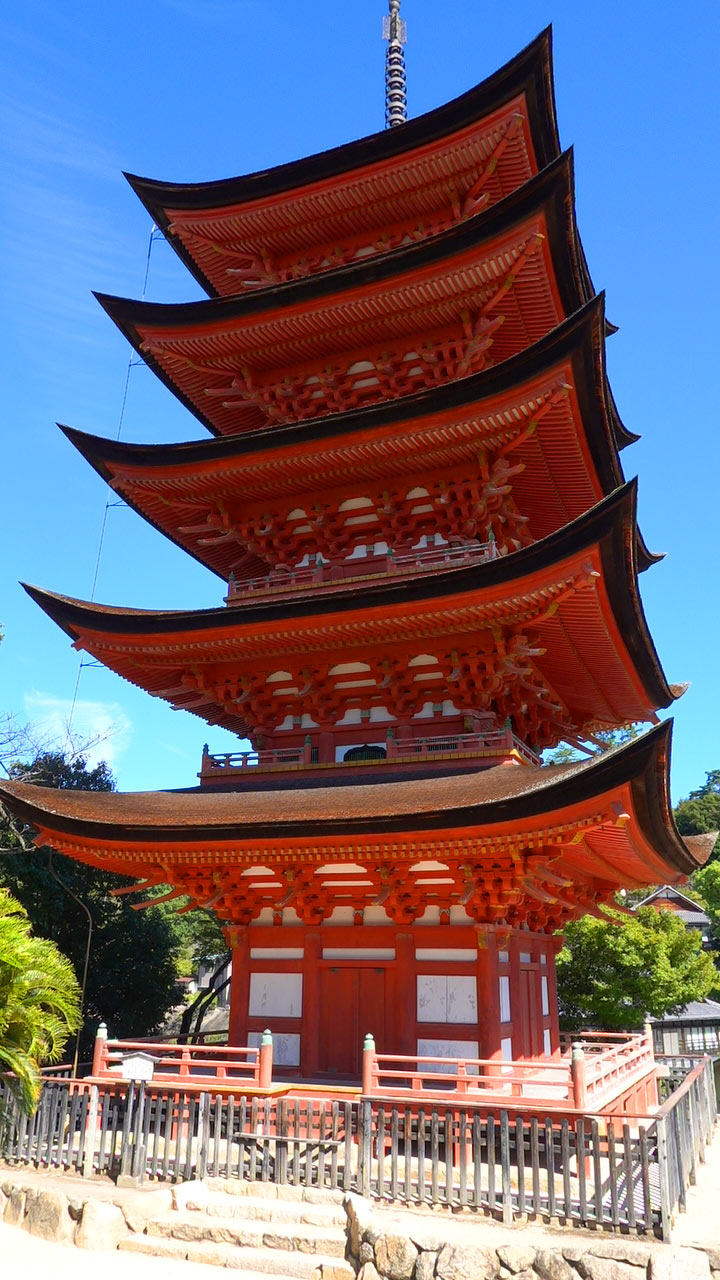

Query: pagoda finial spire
left=382, top=0, right=407, bottom=128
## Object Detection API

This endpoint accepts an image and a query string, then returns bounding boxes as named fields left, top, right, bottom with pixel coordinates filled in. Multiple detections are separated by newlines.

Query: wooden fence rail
left=0, top=1056, right=716, bottom=1240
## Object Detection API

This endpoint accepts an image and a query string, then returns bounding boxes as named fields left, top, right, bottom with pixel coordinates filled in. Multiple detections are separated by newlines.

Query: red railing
left=91, top=1027, right=273, bottom=1091
left=226, top=539, right=500, bottom=603
left=388, top=728, right=540, bottom=767
left=200, top=728, right=538, bottom=779
left=361, top=1029, right=655, bottom=1111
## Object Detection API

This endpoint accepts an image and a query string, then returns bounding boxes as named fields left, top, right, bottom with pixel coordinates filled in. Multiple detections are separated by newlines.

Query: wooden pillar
left=227, top=927, right=250, bottom=1046
left=394, top=932, right=416, bottom=1056
left=301, top=931, right=321, bottom=1078
left=475, top=928, right=501, bottom=1059
left=509, top=934, right=526, bottom=1058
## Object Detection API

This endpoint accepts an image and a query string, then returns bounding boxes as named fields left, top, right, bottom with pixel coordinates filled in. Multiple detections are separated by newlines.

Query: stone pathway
left=0, top=1219, right=225, bottom=1279
left=671, top=1125, right=720, bottom=1250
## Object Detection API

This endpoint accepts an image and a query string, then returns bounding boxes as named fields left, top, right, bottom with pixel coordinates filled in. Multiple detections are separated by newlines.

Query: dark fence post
left=500, top=1111, right=513, bottom=1225
left=359, top=1099, right=372, bottom=1198
left=82, top=1085, right=100, bottom=1178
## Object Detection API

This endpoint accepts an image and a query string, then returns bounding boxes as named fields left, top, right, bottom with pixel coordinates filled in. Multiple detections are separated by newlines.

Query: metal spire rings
left=382, top=0, right=407, bottom=128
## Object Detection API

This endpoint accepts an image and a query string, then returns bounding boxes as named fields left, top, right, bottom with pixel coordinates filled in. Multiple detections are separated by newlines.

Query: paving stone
left=118, top=1236, right=190, bottom=1260
left=357, top=1265, right=383, bottom=1280
left=3, top=1188, right=26, bottom=1226
left=172, top=1179, right=211, bottom=1212
left=436, top=1243, right=499, bottom=1280
left=26, top=1189, right=74, bottom=1243
left=416, top=1251, right=439, bottom=1280
left=346, top=1192, right=374, bottom=1253
left=586, top=1242, right=652, bottom=1268
left=75, top=1199, right=127, bottom=1250
left=651, top=1252, right=711, bottom=1280
left=535, top=1251, right=578, bottom=1280
left=375, top=1231, right=418, bottom=1279
left=578, top=1256, right=647, bottom=1280
left=662, top=1251, right=712, bottom=1280
left=497, top=1246, right=537, bottom=1273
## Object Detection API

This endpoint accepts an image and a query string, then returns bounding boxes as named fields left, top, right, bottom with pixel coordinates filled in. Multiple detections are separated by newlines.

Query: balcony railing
left=362, top=1028, right=656, bottom=1112
left=388, top=727, right=540, bottom=767
left=200, top=728, right=539, bottom=779
left=226, top=539, right=500, bottom=603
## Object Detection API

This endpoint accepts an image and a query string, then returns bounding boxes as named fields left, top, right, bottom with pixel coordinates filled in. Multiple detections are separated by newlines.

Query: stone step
left=179, top=1191, right=346, bottom=1226
left=145, top=1211, right=347, bottom=1256
left=203, top=1178, right=345, bottom=1206
left=119, top=1234, right=354, bottom=1277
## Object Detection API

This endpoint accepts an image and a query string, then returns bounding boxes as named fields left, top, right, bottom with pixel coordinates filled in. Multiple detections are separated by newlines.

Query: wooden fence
left=0, top=1056, right=716, bottom=1240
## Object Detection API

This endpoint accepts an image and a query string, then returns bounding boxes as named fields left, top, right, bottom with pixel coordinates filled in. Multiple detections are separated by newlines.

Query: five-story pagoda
left=0, top=22, right=707, bottom=1083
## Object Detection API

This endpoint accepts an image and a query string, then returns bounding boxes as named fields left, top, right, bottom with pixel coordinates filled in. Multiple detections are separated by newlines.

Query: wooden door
left=318, top=967, right=385, bottom=1078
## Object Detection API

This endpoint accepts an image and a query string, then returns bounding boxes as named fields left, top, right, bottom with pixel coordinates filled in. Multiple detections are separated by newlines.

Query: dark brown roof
left=0, top=723, right=700, bottom=880
left=682, top=833, right=718, bottom=866
left=125, top=30, right=560, bottom=297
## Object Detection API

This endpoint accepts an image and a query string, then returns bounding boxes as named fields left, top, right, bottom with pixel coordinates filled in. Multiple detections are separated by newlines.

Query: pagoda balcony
left=225, top=538, right=501, bottom=605
left=199, top=726, right=540, bottom=785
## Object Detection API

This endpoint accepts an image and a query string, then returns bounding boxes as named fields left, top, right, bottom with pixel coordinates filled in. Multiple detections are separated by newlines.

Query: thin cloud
left=23, top=691, right=133, bottom=771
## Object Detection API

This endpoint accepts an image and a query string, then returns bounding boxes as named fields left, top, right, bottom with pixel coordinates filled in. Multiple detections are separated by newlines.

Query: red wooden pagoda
left=0, top=28, right=707, bottom=1090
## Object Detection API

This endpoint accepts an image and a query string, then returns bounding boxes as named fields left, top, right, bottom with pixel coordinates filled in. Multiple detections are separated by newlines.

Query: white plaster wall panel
left=417, top=975, right=477, bottom=1023
left=446, top=976, right=477, bottom=1023
left=498, top=951, right=509, bottom=963
left=323, top=948, right=395, bottom=959
left=519, top=952, right=532, bottom=963
left=247, top=1031, right=301, bottom=1067
left=362, top=906, right=391, bottom=925
left=250, top=949, right=304, bottom=960
left=249, top=972, right=302, bottom=1018
left=543, top=1029, right=552, bottom=1056
left=499, top=975, right=511, bottom=1023
left=541, top=976, right=549, bottom=1016
left=540, top=955, right=547, bottom=965
left=449, top=905, right=472, bottom=924
left=501, top=1037, right=513, bottom=1061
left=415, top=949, right=477, bottom=962
left=417, top=1040, right=479, bottom=1073
left=417, top=976, right=447, bottom=1022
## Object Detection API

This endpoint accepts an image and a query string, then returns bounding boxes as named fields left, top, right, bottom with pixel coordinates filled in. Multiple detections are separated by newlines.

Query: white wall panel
left=417, top=975, right=477, bottom=1024
left=417, top=1039, right=479, bottom=1073
left=248, top=972, right=302, bottom=1018
left=499, top=975, right=511, bottom=1023
left=248, top=1030, right=300, bottom=1067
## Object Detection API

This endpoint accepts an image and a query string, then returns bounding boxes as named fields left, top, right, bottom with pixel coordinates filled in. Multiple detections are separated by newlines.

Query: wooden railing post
left=571, top=1042, right=587, bottom=1111
left=258, top=1029, right=273, bottom=1089
left=362, top=1033, right=376, bottom=1096
left=92, top=1022, right=108, bottom=1077
left=82, top=1085, right=100, bottom=1178
left=359, top=1099, right=373, bottom=1197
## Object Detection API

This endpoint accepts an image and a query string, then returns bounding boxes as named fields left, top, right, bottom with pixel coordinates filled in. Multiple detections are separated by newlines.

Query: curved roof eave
left=0, top=722, right=700, bottom=879
left=61, top=295, right=626, bottom=530
left=98, top=153, right=592, bottom=440
left=124, top=27, right=559, bottom=251
left=21, top=480, right=678, bottom=714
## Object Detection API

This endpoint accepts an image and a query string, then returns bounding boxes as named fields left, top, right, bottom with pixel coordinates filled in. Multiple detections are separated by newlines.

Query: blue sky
left=0, top=0, right=718, bottom=801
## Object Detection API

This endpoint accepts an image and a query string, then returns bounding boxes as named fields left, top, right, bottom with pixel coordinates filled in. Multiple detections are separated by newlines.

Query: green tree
left=556, top=906, right=716, bottom=1031
left=0, top=890, right=81, bottom=1112
left=675, top=769, right=720, bottom=847
left=545, top=724, right=643, bottom=765
left=0, top=752, right=183, bottom=1056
